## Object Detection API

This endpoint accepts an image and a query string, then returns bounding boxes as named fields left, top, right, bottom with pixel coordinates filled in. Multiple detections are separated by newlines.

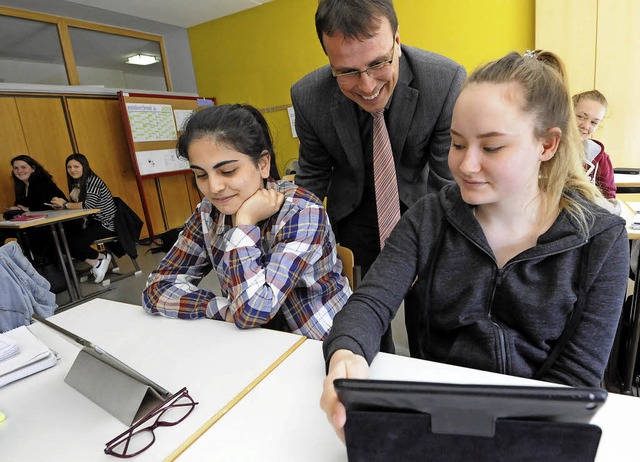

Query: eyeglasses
left=331, top=43, right=396, bottom=83
left=104, top=387, right=198, bottom=458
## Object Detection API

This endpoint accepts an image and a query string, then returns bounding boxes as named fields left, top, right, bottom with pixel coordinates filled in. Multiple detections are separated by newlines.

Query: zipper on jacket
left=488, top=269, right=507, bottom=374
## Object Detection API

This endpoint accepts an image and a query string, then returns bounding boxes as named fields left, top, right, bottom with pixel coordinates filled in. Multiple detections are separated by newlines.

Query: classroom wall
left=188, top=0, right=535, bottom=175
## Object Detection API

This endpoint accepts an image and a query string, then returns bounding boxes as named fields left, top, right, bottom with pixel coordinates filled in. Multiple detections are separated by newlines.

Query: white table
left=615, top=172, right=640, bottom=193
left=177, top=340, right=640, bottom=462
left=0, top=208, right=100, bottom=303
left=0, top=299, right=304, bottom=461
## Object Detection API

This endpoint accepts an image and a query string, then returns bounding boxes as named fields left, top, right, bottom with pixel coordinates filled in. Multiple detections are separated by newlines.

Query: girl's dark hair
left=10, top=155, right=55, bottom=200
left=64, top=153, right=95, bottom=202
left=177, top=104, right=280, bottom=180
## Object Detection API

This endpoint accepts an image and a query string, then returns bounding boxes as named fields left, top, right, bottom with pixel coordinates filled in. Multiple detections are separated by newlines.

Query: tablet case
left=65, top=347, right=165, bottom=425
left=345, top=410, right=601, bottom=462
left=337, top=379, right=605, bottom=462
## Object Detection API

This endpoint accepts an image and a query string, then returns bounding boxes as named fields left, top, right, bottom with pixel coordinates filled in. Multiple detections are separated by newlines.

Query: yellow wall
left=189, top=0, right=535, bottom=175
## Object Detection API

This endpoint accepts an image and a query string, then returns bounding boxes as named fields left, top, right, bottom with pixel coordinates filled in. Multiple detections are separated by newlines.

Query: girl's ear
left=540, top=127, right=562, bottom=161
left=258, top=150, right=271, bottom=179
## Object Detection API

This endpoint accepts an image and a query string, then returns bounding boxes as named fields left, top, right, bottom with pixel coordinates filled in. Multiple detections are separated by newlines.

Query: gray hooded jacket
left=324, top=184, right=629, bottom=386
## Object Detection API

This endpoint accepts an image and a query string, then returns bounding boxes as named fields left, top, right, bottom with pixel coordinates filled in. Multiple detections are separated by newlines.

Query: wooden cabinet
left=0, top=96, right=72, bottom=206
left=0, top=92, right=199, bottom=237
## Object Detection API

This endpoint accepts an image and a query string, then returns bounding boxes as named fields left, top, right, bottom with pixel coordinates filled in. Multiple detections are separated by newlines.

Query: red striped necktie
left=372, top=110, right=401, bottom=250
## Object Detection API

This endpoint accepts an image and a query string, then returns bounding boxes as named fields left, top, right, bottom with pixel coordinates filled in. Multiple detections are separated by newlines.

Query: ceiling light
left=126, top=54, right=160, bottom=66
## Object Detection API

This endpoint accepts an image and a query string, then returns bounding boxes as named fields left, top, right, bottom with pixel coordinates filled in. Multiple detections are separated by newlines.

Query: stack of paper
left=0, top=326, right=58, bottom=388
left=0, top=335, right=19, bottom=361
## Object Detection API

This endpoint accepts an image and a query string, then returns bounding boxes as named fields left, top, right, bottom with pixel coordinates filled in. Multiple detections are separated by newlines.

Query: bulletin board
left=117, top=91, right=215, bottom=236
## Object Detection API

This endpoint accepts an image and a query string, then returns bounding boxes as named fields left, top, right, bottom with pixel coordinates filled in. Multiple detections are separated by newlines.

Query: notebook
left=0, top=214, right=48, bottom=226
left=0, top=335, right=19, bottom=362
left=0, top=326, right=58, bottom=388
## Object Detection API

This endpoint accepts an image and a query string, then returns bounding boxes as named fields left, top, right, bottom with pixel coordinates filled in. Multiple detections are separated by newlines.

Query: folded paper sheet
left=0, top=326, right=57, bottom=387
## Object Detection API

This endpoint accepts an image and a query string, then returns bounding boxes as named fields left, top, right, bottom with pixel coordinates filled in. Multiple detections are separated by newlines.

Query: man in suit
left=291, top=0, right=466, bottom=277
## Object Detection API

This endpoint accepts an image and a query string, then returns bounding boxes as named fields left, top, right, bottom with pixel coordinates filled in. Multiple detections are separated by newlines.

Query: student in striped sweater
left=51, top=153, right=116, bottom=283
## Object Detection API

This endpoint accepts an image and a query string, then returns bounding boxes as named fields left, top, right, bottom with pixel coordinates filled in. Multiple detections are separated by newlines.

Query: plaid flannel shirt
left=142, top=179, right=351, bottom=340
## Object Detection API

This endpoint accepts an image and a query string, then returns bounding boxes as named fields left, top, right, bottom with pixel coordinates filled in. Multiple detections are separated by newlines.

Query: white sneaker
left=91, top=254, right=112, bottom=283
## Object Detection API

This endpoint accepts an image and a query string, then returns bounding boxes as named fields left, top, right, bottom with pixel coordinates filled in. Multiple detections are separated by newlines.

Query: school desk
left=0, top=208, right=100, bottom=303
left=0, top=298, right=304, bottom=461
left=615, top=172, right=640, bottom=194
left=174, top=339, right=640, bottom=462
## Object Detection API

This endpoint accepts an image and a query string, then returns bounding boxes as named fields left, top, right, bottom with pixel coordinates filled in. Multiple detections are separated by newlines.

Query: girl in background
left=573, top=89, right=616, bottom=199
left=51, top=153, right=116, bottom=283
left=1, top=155, right=67, bottom=258
left=8, top=155, right=66, bottom=212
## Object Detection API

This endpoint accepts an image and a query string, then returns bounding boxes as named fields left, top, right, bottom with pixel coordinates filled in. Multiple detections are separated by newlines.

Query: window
left=68, top=27, right=167, bottom=91
left=0, top=14, right=68, bottom=85
left=0, top=7, right=170, bottom=90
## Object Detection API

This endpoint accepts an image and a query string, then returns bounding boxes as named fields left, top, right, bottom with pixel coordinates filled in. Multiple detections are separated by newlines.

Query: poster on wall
left=135, top=149, right=189, bottom=176
left=126, top=103, right=178, bottom=142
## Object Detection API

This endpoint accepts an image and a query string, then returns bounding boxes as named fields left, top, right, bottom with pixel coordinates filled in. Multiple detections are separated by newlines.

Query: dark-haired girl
left=8, top=155, right=66, bottom=212
left=143, top=104, right=350, bottom=340
left=1, top=155, right=67, bottom=254
left=51, top=153, right=116, bottom=283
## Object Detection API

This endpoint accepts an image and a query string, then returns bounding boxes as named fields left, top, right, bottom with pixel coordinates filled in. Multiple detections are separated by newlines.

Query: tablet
left=334, top=378, right=607, bottom=438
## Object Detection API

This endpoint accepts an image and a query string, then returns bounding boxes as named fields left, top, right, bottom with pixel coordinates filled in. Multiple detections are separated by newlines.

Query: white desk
left=0, top=299, right=304, bottom=461
left=0, top=208, right=100, bottom=303
left=615, top=173, right=640, bottom=193
left=177, top=340, right=640, bottom=462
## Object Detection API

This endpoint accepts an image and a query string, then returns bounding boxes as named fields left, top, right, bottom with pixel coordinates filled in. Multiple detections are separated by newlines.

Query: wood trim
left=0, top=6, right=59, bottom=24
left=159, top=39, right=173, bottom=91
left=0, top=92, right=118, bottom=99
left=57, top=21, right=79, bottom=86
left=63, top=18, right=163, bottom=42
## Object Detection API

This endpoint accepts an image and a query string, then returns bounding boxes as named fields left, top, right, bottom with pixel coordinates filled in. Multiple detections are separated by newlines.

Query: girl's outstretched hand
left=320, top=349, right=369, bottom=443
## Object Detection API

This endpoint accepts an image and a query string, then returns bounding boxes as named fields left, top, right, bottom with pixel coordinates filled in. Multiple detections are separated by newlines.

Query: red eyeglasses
left=104, top=387, right=198, bottom=458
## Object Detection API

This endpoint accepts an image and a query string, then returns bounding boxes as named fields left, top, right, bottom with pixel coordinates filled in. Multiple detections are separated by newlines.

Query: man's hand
left=234, top=188, right=285, bottom=226
left=320, top=349, right=369, bottom=443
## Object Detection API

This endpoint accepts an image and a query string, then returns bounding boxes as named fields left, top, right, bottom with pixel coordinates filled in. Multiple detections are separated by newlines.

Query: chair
left=336, top=244, right=361, bottom=291
left=91, top=198, right=144, bottom=285
left=282, top=174, right=296, bottom=183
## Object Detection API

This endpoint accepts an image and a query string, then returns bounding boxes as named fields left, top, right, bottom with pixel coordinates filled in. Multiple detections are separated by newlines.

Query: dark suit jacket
left=291, top=45, right=466, bottom=225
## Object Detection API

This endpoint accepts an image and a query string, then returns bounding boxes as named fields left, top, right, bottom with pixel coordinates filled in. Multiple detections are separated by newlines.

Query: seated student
left=573, top=90, right=616, bottom=199
left=50, top=153, right=116, bottom=284
left=7, top=155, right=67, bottom=212
left=320, top=50, right=629, bottom=440
left=142, top=104, right=351, bottom=340
left=1, top=155, right=67, bottom=257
